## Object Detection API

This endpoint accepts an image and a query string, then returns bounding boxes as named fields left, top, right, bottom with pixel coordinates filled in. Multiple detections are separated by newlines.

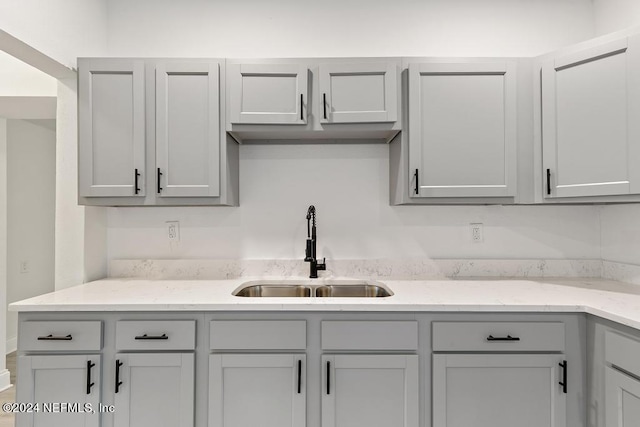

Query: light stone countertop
left=8, top=277, right=640, bottom=330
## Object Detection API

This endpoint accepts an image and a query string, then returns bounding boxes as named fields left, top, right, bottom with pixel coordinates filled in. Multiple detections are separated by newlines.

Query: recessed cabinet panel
left=542, top=36, right=640, bottom=198
left=433, top=354, right=566, bottom=427
left=319, top=63, right=397, bottom=123
left=229, top=64, right=308, bottom=124
left=409, top=62, right=516, bottom=198
left=114, top=353, right=194, bottom=427
left=322, top=354, right=418, bottom=427
left=209, top=354, right=306, bottom=427
left=156, top=62, right=220, bottom=197
left=606, top=367, right=640, bottom=427
left=79, top=59, right=145, bottom=197
left=17, top=355, right=101, bottom=427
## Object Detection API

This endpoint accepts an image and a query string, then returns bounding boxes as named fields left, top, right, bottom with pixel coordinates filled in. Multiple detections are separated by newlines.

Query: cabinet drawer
left=116, top=320, right=195, bottom=351
left=432, top=322, right=565, bottom=352
left=322, top=321, right=418, bottom=351
left=605, top=331, right=640, bottom=378
left=19, top=321, right=102, bottom=351
left=210, top=321, right=306, bottom=350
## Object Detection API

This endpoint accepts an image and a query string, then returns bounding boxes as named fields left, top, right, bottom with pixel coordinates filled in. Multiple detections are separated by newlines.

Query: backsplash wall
left=107, top=144, right=601, bottom=261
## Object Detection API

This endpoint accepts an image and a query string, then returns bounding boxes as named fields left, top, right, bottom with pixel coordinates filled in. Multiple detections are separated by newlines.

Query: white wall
left=6, top=119, right=55, bottom=352
left=0, top=0, right=107, bottom=69
left=0, top=51, right=56, bottom=96
left=594, top=0, right=640, bottom=36
left=104, top=0, right=602, bottom=265
left=109, top=144, right=601, bottom=261
left=0, top=119, right=9, bottom=386
left=105, top=0, right=594, bottom=57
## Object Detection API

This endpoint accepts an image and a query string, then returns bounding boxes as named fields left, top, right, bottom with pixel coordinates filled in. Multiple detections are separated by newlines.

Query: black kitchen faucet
left=304, top=205, right=326, bottom=278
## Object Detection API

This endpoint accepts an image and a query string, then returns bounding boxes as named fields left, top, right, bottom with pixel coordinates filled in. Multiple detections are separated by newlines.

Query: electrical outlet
left=166, top=221, right=180, bottom=242
left=20, top=260, right=29, bottom=274
left=470, top=223, right=483, bottom=243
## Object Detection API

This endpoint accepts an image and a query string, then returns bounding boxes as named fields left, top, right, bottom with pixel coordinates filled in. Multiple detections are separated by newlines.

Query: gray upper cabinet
left=408, top=61, right=517, bottom=198
left=79, top=59, right=146, bottom=198
left=542, top=35, right=640, bottom=198
left=78, top=58, right=239, bottom=207
left=318, top=62, right=397, bottom=124
left=156, top=62, right=220, bottom=197
left=228, top=63, right=308, bottom=125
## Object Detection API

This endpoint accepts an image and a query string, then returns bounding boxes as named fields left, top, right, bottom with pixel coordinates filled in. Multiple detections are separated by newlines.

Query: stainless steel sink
left=233, top=280, right=392, bottom=298
left=234, top=284, right=311, bottom=297
left=315, top=284, right=392, bottom=297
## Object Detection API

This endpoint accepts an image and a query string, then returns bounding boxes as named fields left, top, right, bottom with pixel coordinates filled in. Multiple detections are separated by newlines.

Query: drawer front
left=20, top=321, right=102, bottom=351
left=322, top=321, right=418, bottom=351
left=210, top=321, right=306, bottom=350
left=432, top=322, right=565, bottom=352
left=116, top=320, right=196, bottom=351
left=606, top=331, right=640, bottom=378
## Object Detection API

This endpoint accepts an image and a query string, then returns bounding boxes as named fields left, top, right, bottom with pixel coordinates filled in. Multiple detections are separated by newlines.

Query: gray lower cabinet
left=541, top=34, right=640, bottom=199
left=606, top=367, right=640, bottom=426
left=17, top=354, right=102, bottom=427
left=432, top=354, right=566, bottom=427
left=408, top=60, right=517, bottom=199
left=208, top=354, right=306, bottom=427
left=113, top=353, right=195, bottom=427
left=322, top=354, right=419, bottom=427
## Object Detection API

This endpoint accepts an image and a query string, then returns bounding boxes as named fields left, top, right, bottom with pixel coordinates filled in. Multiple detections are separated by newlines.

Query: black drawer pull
left=134, top=168, right=141, bottom=194
left=134, top=333, right=168, bottom=340
left=487, top=335, right=520, bottom=342
left=86, top=360, right=95, bottom=395
left=559, top=360, right=567, bottom=393
left=37, top=334, right=72, bottom=341
left=157, top=168, right=163, bottom=194
left=414, top=169, right=419, bottom=195
left=326, top=361, right=331, bottom=395
left=546, top=168, right=551, bottom=195
left=300, top=93, right=304, bottom=121
left=115, top=360, right=123, bottom=393
left=323, top=93, right=327, bottom=119
left=297, top=359, right=302, bottom=394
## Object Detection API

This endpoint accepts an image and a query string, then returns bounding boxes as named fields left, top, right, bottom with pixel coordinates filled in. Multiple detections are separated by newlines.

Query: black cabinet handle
left=300, top=93, right=304, bottom=121
left=115, top=360, right=123, bottom=393
left=559, top=361, right=567, bottom=393
left=157, top=168, right=163, bottom=194
left=323, top=93, right=327, bottom=120
left=86, top=360, right=95, bottom=395
left=37, top=334, right=72, bottom=341
left=134, top=333, right=168, bottom=340
left=414, top=169, right=419, bottom=195
left=134, top=169, right=141, bottom=195
left=297, top=359, right=302, bottom=394
left=326, top=361, right=331, bottom=395
left=546, top=168, right=551, bottom=195
left=487, top=335, right=520, bottom=341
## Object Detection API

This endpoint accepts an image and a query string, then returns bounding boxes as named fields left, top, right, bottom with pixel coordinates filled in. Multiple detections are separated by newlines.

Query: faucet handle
left=318, top=258, right=327, bottom=270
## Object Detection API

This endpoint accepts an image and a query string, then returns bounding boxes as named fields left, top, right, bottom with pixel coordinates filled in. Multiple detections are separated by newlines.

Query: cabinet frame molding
left=78, top=60, right=146, bottom=197
left=155, top=61, right=221, bottom=197
left=408, top=61, right=517, bottom=198
left=318, top=62, right=398, bottom=123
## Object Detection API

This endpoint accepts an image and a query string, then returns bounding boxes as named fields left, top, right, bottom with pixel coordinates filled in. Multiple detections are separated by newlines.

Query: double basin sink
left=233, top=280, right=393, bottom=298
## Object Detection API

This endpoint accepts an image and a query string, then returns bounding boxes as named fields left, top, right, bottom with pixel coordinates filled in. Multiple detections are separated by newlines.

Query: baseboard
left=0, top=369, right=11, bottom=392
left=6, top=336, right=16, bottom=354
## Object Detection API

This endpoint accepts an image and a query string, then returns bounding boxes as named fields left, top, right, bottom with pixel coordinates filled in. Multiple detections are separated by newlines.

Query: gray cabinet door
left=78, top=59, right=146, bottom=197
left=17, top=355, right=101, bottom=427
left=156, top=62, right=220, bottom=197
left=318, top=62, right=397, bottom=123
left=322, top=354, right=418, bottom=427
left=113, top=353, right=194, bottom=427
left=606, top=367, right=640, bottom=426
left=432, top=354, right=566, bottom=427
left=228, top=64, right=308, bottom=124
left=542, top=35, right=640, bottom=198
left=209, top=354, right=306, bottom=427
left=409, top=62, right=517, bottom=198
